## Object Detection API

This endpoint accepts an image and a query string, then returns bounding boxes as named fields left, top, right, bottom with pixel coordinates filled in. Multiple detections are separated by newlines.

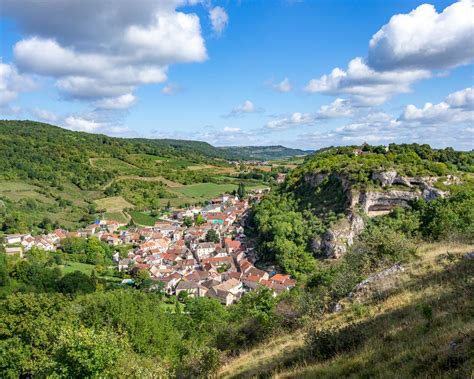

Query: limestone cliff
left=304, top=170, right=453, bottom=258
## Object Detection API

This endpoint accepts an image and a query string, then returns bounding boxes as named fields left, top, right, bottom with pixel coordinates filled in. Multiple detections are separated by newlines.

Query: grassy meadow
left=219, top=242, right=474, bottom=378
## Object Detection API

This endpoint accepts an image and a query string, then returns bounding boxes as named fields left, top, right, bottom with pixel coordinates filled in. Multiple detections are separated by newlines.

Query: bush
left=305, top=322, right=367, bottom=360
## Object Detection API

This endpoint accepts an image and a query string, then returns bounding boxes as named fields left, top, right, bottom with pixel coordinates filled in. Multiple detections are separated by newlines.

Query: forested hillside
left=0, top=120, right=274, bottom=233
left=219, top=143, right=474, bottom=377
left=251, top=143, right=474, bottom=279
left=218, top=145, right=311, bottom=160
left=0, top=145, right=474, bottom=378
left=1, top=141, right=473, bottom=378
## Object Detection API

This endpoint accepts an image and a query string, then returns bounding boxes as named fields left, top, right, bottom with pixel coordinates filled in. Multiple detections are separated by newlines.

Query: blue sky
left=0, top=0, right=473, bottom=149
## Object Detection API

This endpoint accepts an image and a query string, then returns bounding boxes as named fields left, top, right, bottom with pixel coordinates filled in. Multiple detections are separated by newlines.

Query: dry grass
left=220, top=242, right=474, bottom=379
left=94, top=196, right=134, bottom=212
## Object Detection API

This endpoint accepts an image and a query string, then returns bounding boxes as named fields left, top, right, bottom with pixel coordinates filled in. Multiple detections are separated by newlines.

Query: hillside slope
left=220, top=242, right=474, bottom=378
left=0, top=120, right=271, bottom=233
left=219, top=145, right=312, bottom=160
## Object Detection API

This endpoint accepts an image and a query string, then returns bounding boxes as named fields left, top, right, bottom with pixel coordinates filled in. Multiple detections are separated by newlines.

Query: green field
left=62, top=261, right=96, bottom=275
left=62, top=261, right=122, bottom=283
left=94, top=196, right=134, bottom=212
left=174, top=183, right=238, bottom=199
left=102, top=212, right=129, bottom=224
left=0, top=180, right=53, bottom=203
left=129, top=211, right=158, bottom=226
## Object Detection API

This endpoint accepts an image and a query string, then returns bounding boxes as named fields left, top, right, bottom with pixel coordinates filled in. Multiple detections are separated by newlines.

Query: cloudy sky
left=0, top=0, right=473, bottom=150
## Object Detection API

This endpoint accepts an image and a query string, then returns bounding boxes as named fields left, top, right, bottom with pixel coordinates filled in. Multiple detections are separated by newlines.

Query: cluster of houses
left=2, top=193, right=295, bottom=305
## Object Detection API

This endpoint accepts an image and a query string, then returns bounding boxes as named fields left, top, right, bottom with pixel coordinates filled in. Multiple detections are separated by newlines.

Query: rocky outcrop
left=348, top=263, right=404, bottom=300
left=355, top=189, right=421, bottom=217
left=307, top=170, right=448, bottom=258
left=320, top=213, right=364, bottom=258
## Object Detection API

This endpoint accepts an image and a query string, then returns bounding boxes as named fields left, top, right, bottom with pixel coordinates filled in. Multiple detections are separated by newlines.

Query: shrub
left=305, top=322, right=367, bottom=360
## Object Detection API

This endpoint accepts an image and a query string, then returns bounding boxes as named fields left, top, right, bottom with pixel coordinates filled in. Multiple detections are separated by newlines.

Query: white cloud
left=0, top=61, right=35, bottom=106
left=5, top=0, right=207, bottom=104
left=400, top=87, right=474, bottom=124
left=31, top=108, right=58, bottom=123
left=150, top=126, right=260, bottom=146
left=226, top=100, right=262, bottom=116
left=265, top=112, right=313, bottom=129
left=64, top=116, right=104, bottom=132
left=295, top=88, right=474, bottom=150
left=273, top=78, right=292, bottom=93
left=209, top=6, right=229, bottom=34
left=265, top=99, right=353, bottom=130
left=446, top=87, right=474, bottom=110
left=368, top=1, right=474, bottom=71
left=304, top=57, right=430, bottom=106
left=223, top=126, right=241, bottom=132
left=304, top=1, right=473, bottom=106
left=95, top=94, right=137, bottom=110
left=63, top=114, right=132, bottom=136
left=317, top=98, right=354, bottom=118
left=162, top=83, right=182, bottom=95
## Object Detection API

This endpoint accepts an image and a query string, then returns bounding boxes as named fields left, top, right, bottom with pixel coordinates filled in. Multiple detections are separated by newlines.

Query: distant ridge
left=218, top=145, right=313, bottom=160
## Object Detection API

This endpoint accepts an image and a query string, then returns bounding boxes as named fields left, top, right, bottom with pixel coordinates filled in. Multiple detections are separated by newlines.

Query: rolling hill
left=218, top=145, right=312, bottom=160
left=0, top=120, right=276, bottom=233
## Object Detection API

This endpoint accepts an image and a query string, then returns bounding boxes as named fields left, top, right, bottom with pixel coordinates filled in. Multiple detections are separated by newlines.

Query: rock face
left=354, top=189, right=421, bottom=217
left=321, top=214, right=364, bottom=258
left=306, top=170, right=448, bottom=258
left=348, top=263, right=405, bottom=300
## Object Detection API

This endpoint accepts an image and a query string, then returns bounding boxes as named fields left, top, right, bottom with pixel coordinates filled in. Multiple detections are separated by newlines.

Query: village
left=2, top=191, right=295, bottom=306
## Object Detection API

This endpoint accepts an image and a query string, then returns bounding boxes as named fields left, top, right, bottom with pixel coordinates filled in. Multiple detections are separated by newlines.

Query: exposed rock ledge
left=348, top=263, right=405, bottom=300
left=305, top=171, right=453, bottom=258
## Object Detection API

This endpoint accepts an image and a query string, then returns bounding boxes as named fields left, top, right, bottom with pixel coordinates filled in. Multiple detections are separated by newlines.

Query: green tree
left=55, top=326, right=123, bottom=378
left=0, top=252, right=10, bottom=287
left=134, top=269, right=152, bottom=289
left=58, top=271, right=96, bottom=295
left=195, top=213, right=205, bottom=226
left=237, top=182, right=246, bottom=198
left=205, top=229, right=220, bottom=243
left=183, top=216, right=193, bottom=227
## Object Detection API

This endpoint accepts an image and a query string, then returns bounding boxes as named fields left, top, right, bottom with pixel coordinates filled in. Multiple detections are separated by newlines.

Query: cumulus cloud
left=368, top=0, right=474, bottom=71
left=0, top=61, right=35, bottom=106
left=446, top=87, right=474, bottom=110
left=273, top=78, right=292, bottom=93
left=150, top=125, right=260, bottom=146
left=31, top=108, right=58, bottom=123
left=225, top=100, right=262, bottom=117
left=265, top=99, right=353, bottom=130
left=304, top=1, right=473, bottom=106
left=297, top=114, right=472, bottom=150
left=317, top=98, right=354, bottom=118
left=400, top=87, right=474, bottom=125
left=209, top=6, right=229, bottom=34
left=304, top=57, right=430, bottom=105
left=4, top=0, right=207, bottom=105
left=295, top=88, right=474, bottom=150
left=95, top=94, right=137, bottom=110
left=64, top=116, right=105, bottom=132
left=62, top=114, right=132, bottom=136
left=265, top=112, right=313, bottom=129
